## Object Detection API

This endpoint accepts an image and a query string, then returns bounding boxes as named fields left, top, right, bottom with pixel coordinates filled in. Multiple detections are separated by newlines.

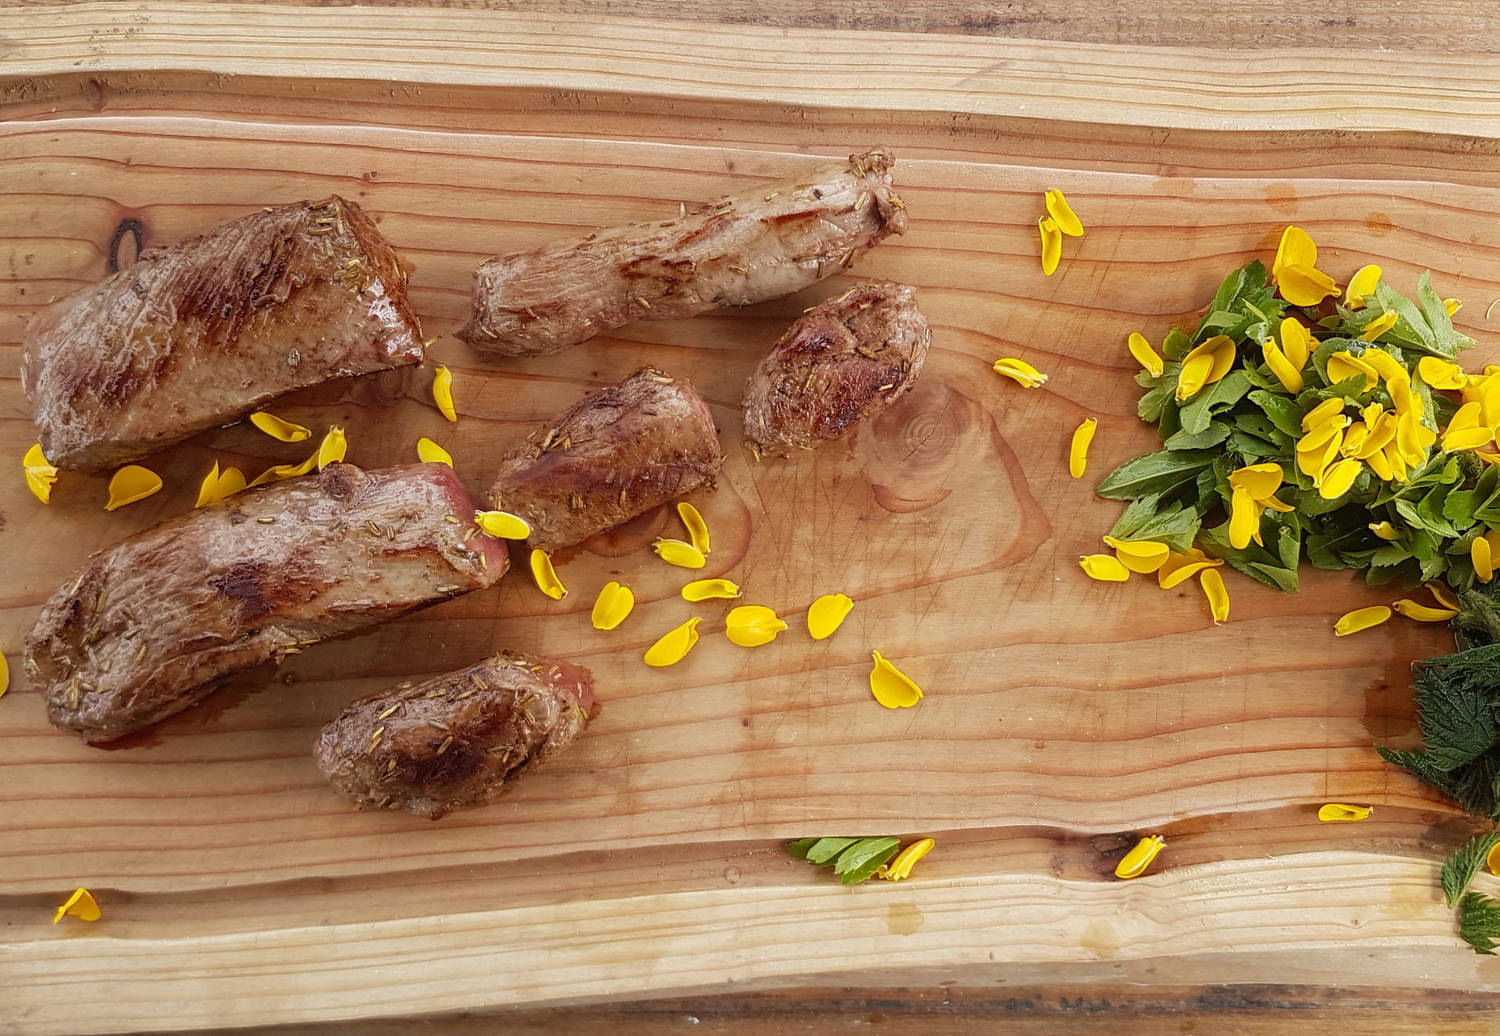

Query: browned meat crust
left=314, top=652, right=594, bottom=819
left=25, top=463, right=508, bottom=744
left=456, top=147, right=906, bottom=357
left=21, top=197, right=425, bottom=471
left=488, top=367, right=723, bottom=552
left=742, top=281, right=930, bottom=456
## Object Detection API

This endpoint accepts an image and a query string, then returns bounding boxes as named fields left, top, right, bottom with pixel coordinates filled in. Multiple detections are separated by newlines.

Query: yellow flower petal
left=1301, top=397, right=1345, bottom=433
left=1278, top=263, right=1340, bottom=307
left=1361, top=349, right=1405, bottom=384
left=1127, top=332, right=1163, bottom=377
left=1353, top=412, right=1397, bottom=460
left=1488, top=840, right=1500, bottom=878
left=1069, top=417, right=1097, bottom=479
left=653, top=538, right=707, bottom=569
left=1326, top=351, right=1378, bottom=392
left=1038, top=216, right=1062, bottom=276
left=432, top=365, right=457, bottom=422
left=1333, top=605, right=1392, bottom=636
left=104, top=465, right=162, bottom=512
left=1443, top=426, right=1493, bottom=452
left=1297, top=414, right=1348, bottom=455
left=1389, top=374, right=1422, bottom=419
left=1445, top=298, right=1463, bottom=317
left=1359, top=312, right=1398, bottom=342
left=1427, top=581, right=1461, bottom=611
left=644, top=617, right=701, bottom=667
left=249, top=453, right=317, bottom=488
left=1262, top=339, right=1303, bottom=393
left=724, top=604, right=789, bottom=647
left=590, top=581, right=635, bottom=631
left=1474, top=535, right=1494, bottom=583
left=474, top=509, right=532, bottom=539
left=1157, top=548, right=1222, bottom=589
left=23, top=443, right=59, bottom=504
left=1392, top=598, right=1459, bottom=622
left=1345, top=264, right=1382, bottom=309
left=1227, top=462, right=1284, bottom=501
left=869, top=650, right=922, bottom=709
left=317, top=426, right=347, bottom=469
left=530, top=548, right=566, bottom=599
left=1079, top=554, right=1130, bottom=582
left=1114, top=834, right=1165, bottom=880
left=879, top=837, right=935, bottom=882
left=1280, top=318, right=1313, bottom=370
left=1228, top=486, right=1261, bottom=550
left=0, top=651, right=8, bottom=700
left=416, top=437, right=452, bottom=467
left=1317, top=803, right=1372, bottom=822
left=194, top=463, right=248, bottom=508
left=249, top=411, right=311, bottom=443
left=1101, top=536, right=1169, bottom=574
left=992, top=357, right=1048, bottom=388
left=807, top=592, right=854, bottom=640
left=1044, top=189, right=1084, bottom=237
left=1175, top=335, right=1237, bottom=402
left=195, top=462, right=221, bottom=508
left=1175, top=352, right=1214, bottom=403
left=681, top=578, right=743, bottom=602
left=1200, top=568, right=1229, bottom=624
left=1318, top=457, right=1363, bottom=500
left=677, top=501, right=710, bottom=555
left=1272, top=226, right=1318, bottom=278
left=52, top=887, right=100, bottom=924
left=1368, top=521, right=1401, bottom=541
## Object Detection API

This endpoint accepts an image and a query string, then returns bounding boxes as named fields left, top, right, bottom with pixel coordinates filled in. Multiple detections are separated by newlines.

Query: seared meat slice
left=26, top=463, right=508, bottom=744
left=457, top=147, right=906, bottom=357
left=22, top=196, right=425, bottom=471
left=488, top=367, right=723, bottom=552
left=742, top=280, right=929, bottom=456
left=315, top=652, right=594, bottom=819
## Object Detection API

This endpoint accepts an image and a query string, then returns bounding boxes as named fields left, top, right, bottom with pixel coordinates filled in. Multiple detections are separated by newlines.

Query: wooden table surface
left=7, top=2, right=1500, bottom=1034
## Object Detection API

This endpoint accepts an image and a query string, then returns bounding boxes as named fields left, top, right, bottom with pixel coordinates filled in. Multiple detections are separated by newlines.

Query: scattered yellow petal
left=0, top=652, right=8, bottom=700
left=1228, top=486, right=1261, bottom=549
left=681, top=578, right=742, bottom=602
left=1445, top=298, right=1463, bottom=317
left=1333, top=605, right=1392, bottom=636
left=992, top=357, right=1048, bottom=389
left=1114, top=835, right=1165, bottom=880
left=530, top=548, right=566, bottom=599
left=1157, top=548, right=1222, bottom=589
left=1301, top=397, right=1345, bottom=433
left=590, top=581, right=635, bottom=631
left=879, top=837, right=935, bottom=882
left=432, top=365, right=457, bottom=422
left=807, top=593, right=854, bottom=640
left=1326, top=351, right=1379, bottom=392
left=644, top=617, right=701, bottom=667
left=1359, top=312, right=1398, bottom=342
left=317, top=426, right=347, bottom=469
left=677, top=501, right=710, bottom=555
left=104, top=465, right=162, bottom=512
left=1175, top=352, right=1214, bottom=403
left=249, top=411, right=311, bottom=443
left=1488, top=840, right=1500, bottom=878
left=1427, top=581, right=1461, bottom=611
left=23, top=443, right=59, bottom=504
left=1318, top=458, right=1363, bottom=500
left=249, top=453, right=317, bottom=488
left=1175, top=336, right=1236, bottom=402
left=1368, top=521, right=1401, bottom=541
left=1317, top=803, right=1373, bottom=822
left=52, top=887, right=100, bottom=924
left=724, top=604, right=789, bottom=647
left=1102, top=536, right=1169, bottom=574
left=1262, top=339, right=1303, bottom=393
left=653, top=538, right=707, bottom=569
left=1200, top=567, right=1229, bottom=624
left=1280, top=318, right=1313, bottom=370
left=416, top=437, right=452, bottom=467
left=1038, top=216, right=1062, bottom=276
left=474, top=509, right=532, bottom=539
left=869, top=650, right=922, bottom=709
left=1069, top=417, right=1097, bottom=479
left=1127, top=332, right=1163, bottom=377
left=1272, top=225, right=1318, bottom=278
left=1044, top=189, right=1084, bottom=237
left=1345, top=265, right=1382, bottom=309
left=194, top=463, right=248, bottom=508
left=1392, top=598, right=1459, bottom=622
left=195, top=462, right=221, bottom=508
left=1474, top=535, right=1494, bottom=583
left=1278, top=263, right=1340, bottom=307
left=1079, top=554, right=1130, bottom=582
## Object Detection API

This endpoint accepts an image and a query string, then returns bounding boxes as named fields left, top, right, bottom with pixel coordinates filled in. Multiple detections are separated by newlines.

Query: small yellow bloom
left=1227, top=462, right=1283, bottom=501
left=1333, top=605, right=1392, bottom=636
left=1445, top=298, right=1463, bottom=317
left=1359, top=312, right=1398, bottom=342
left=249, top=453, right=317, bottom=487
left=1069, top=417, right=1097, bottom=479
left=878, top=837, right=935, bottom=882
left=1368, top=521, right=1401, bottom=541
left=869, top=650, right=923, bottom=709
left=724, top=605, right=789, bottom=647
left=1157, top=548, right=1222, bottom=589
left=1475, top=535, right=1495, bottom=583
left=1344, top=265, right=1382, bottom=309
left=1317, top=803, right=1373, bottom=822
left=992, top=357, right=1048, bottom=388
left=1301, top=397, right=1345, bottom=433
left=105, top=465, right=162, bottom=512
left=1389, top=374, right=1422, bottom=419
left=23, top=443, right=59, bottom=504
left=530, top=548, right=566, bottom=599
left=195, top=463, right=247, bottom=508
left=1280, top=317, right=1313, bottom=370
left=474, top=509, right=532, bottom=539
left=1326, top=351, right=1378, bottom=392
left=1114, top=834, right=1165, bottom=880
left=653, top=538, right=707, bottom=569
left=1175, top=335, right=1236, bottom=402
left=807, top=593, right=854, bottom=640
left=432, top=365, right=457, bottom=422
left=1317, top=458, right=1363, bottom=499
left=1341, top=421, right=1368, bottom=458
left=1392, top=598, right=1459, bottom=622
left=416, top=436, right=452, bottom=467
left=1079, top=554, right=1130, bottom=582
left=1200, top=567, right=1229, bottom=623
left=317, top=426, right=347, bottom=468
left=1102, top=536, right=1169, bottom=574
left=1298, top=413, right=1348, bottom=454
left=1127, top=332, right=1164, bottom=377
left=676, top=501, right=711, bottom=555
left=1227, top=486, right=1262, bottom=548
left=1262, top=339, right=1303, bottom=393
left=249, top=411, right=311, bottom=443
left=1272, top=225, right=1317, bottom=277
left=52, top=887, right=100, bottom=924
left=681, top=578, right=742, bottom=602
left=590, top=581, right=635, bottom=631
left=1353, top=412, right=1397, bottom=460
left=1038, top=216, right=1062, bottom=276
left=644, top=617, right=701, bottom=667
left=1044, top=189, right=1084, bottom=237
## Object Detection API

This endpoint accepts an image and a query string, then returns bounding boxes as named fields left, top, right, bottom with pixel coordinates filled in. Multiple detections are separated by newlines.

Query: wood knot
left=859, top=377, right=976, bottom=514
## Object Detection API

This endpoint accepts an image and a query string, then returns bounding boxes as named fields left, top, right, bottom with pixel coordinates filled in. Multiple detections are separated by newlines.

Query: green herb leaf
left=833, top=837, right=901, bottom=884
left=1441, top=832, right=1500, bottom=908
left=1410, top=646, right=1500, bottom=771
left=785, top=838, right=820, bottom=860
left=804, top=837, right=859, bottom=865
left=1096, top=449, right=1219, bottom=500
left=1458, top=892, right=1500, bottom=954
left=1178, top=371, right=1253, bottom=436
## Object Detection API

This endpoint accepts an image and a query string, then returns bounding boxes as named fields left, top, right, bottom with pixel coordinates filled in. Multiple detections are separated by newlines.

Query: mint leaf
left=1458, top=892, right=1500, bottom=954
left=1441, top=832, right=1500, bottom=908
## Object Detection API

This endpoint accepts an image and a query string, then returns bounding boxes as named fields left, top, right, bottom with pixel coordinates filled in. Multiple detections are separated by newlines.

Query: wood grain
left=6, top=4, right=1500, bottom=1033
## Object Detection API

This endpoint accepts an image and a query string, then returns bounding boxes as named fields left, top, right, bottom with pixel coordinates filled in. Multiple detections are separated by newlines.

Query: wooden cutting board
left=7, top=5, right=1500, bottom=1032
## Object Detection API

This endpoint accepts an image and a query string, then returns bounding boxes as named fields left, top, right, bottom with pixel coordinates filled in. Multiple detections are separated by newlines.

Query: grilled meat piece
left=457, top=147, right=906, bottom=357
left=26, top=463, right=508, bottom=744
left=22, top=197, right=425, bottom=471
left=488, top=367, right=723, bottom=552
left=315, top=652, right=594, bottom=819
left=742, top=280, right=929, bottom=456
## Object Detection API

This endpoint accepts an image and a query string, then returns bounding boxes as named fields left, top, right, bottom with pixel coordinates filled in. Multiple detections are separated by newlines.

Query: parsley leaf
left=1441, top=832, right=1500, bottom=908
left=1458, top=892, right=1500, bottom=954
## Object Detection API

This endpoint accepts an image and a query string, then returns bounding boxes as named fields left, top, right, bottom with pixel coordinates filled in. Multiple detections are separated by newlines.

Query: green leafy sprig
left=786, top=836, right=901, bottom=885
